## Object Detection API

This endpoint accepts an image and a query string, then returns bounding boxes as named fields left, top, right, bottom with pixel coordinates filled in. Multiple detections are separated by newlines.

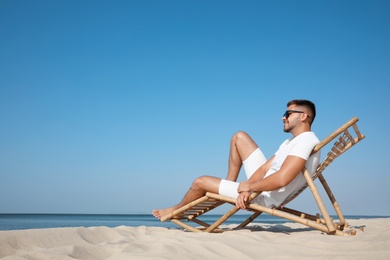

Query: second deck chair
left=160, top=117, right=365, bottom=235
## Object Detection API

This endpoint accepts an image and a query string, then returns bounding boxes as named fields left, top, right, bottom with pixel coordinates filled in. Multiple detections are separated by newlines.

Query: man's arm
left=233, top=155, right=274, bottom=209
left=246, top=155, right=275, bottom=183
left=236, top=155, right=306, bottom=209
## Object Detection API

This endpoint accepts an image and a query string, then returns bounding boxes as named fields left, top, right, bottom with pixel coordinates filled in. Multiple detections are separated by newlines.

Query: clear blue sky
left=1, top=0, right=389, bottom=216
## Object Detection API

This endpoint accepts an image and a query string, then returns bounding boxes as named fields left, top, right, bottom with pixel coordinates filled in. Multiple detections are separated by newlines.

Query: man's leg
left=153, top=131, right=260, bottom=219
left=152, top=176, right=221, bottom=219
left=226, top=131, right=260, bottom=181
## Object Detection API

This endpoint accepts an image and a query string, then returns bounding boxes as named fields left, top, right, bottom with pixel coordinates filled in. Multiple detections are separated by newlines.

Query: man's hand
left=236, top=191, right=250, bottom=209
left=237, top=181, right=251, bottom=193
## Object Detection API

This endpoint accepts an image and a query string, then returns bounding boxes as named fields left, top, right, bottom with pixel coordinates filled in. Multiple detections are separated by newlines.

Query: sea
left=0, top=214, right=387, bottom=231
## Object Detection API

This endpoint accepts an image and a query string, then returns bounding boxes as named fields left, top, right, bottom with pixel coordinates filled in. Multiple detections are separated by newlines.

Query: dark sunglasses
left=283, top=110, right=306, bottom=119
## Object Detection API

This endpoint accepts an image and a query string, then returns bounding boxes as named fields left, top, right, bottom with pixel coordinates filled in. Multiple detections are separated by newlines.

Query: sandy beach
left=0, top=218, right=389, bottom=259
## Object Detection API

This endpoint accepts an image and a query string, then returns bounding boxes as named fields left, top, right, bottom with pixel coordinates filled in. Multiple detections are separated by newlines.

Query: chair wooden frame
left=160, top=117, right=365, bottom=235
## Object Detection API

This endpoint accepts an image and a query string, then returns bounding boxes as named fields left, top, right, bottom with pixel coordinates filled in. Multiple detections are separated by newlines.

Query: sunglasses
left=283, top=110, right=306, bottom=119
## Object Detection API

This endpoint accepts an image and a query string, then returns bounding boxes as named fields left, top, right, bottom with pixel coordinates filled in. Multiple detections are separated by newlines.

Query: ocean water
left=0, top=214, right=387, bottom=231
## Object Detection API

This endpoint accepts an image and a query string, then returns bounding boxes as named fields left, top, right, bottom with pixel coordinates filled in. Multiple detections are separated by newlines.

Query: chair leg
left=303, top=169, right=336, bottom=234
left=279, top=207, right=321, bottom=222
left=170, top=219, right=202, bottom=232
left=205, top=206, right=240, bottom=232
left=236, top=211, right=262, bottom=229
left=318, top=173, right=346, bottom=226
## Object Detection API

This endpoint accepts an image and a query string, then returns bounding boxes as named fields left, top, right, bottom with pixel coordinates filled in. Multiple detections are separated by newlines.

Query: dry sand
left=1, top=218, right=389, bottom=259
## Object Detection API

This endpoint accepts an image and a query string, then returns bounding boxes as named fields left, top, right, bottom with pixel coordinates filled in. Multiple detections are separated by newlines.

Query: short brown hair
left=287, top=99, right=316, bottom=124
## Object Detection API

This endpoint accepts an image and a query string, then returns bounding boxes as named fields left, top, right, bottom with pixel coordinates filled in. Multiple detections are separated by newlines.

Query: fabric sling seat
left=160, top=117, right=365, bottom=235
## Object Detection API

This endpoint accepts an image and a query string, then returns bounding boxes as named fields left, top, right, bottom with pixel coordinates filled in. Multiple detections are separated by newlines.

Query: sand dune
left=1, top=218, right=389, bottom=259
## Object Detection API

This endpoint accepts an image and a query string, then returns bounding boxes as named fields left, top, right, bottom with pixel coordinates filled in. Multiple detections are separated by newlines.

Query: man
left=153, top=99, right=320, bottom=219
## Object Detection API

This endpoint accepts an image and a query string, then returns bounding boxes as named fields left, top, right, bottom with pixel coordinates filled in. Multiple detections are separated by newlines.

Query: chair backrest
left=279, top=117, right=365, bottom=208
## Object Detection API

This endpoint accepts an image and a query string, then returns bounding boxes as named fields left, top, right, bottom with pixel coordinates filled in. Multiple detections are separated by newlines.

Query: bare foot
left=152, top=207, right=176, bottom=220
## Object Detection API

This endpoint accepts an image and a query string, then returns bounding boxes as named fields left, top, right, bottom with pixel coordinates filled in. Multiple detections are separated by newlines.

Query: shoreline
left=1, top=213, right=388, bottom=231
left=1, top=218, right=389, bottom=259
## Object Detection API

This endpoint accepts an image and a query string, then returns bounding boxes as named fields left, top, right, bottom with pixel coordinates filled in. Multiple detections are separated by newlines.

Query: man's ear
left=301, top=113, right=309, bottom=122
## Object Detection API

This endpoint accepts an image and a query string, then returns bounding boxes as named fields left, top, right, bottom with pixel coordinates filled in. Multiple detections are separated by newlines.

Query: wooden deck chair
left=160, top=117, right=365, bottom=235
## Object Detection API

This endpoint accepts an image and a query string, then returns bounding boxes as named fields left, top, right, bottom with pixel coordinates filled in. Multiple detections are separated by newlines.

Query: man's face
left=282, top=105, right=303, bottom=133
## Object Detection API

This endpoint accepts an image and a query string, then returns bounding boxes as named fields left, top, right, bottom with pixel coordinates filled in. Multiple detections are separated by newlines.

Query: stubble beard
left=283, top=122, right=292, bottom=133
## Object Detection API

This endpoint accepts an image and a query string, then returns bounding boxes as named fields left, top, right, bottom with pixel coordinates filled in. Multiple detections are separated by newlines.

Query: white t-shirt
left=254, top=131, right=320, bottom=208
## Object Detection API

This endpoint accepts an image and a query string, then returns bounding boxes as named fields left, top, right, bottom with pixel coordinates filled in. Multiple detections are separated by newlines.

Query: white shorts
left=218, top=148, right=266, bottom=202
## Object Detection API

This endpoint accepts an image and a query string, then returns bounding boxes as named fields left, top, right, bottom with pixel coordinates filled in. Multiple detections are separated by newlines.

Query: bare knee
left=233, top=131, right=249, bottom=139
left=191, top=176, right=220, bottom=193
left=192, top=176, right=208, bottom=190
left=231, top=131, right=252, bottom=145
left=231, top=131, right=258, bottom=159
